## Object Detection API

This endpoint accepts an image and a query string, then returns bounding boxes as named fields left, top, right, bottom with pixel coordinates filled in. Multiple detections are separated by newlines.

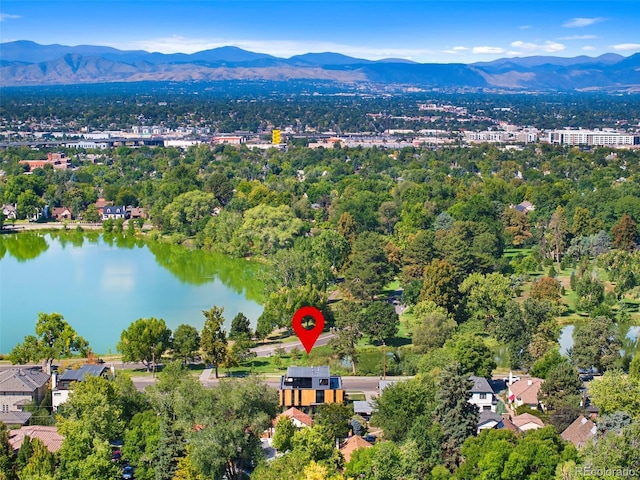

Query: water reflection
left=0, top=233, right=49, bottom=262
left=0, top=232, right=265, bottom=303
left=559, top=323, right=639, bottom=357
left=147, top=240, right=265, bottom=303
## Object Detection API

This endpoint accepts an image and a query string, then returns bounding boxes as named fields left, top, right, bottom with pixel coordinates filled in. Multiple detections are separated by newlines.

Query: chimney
left=527, top=379, right=533, bottom=386
left=52, top=372, right=57, bottom=390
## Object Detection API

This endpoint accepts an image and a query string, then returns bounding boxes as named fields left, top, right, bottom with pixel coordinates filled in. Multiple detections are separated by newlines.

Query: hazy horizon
left=1, top=1, right=639, bottom=64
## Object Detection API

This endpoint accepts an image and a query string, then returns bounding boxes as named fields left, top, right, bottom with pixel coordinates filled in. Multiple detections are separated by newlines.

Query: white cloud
left=453, top=46, right=468, bottom=51
left=562, top=17, right=605, bottom=28
left=582, top=46, right=597, bottom=51
left=558, top=35, right=597, bottom=40
left=0, top=13, right=21, bottom=22
left=611, top=43, right=640, bottom=51
left=109, top=35, right=440, bottom=62
left=510, top=41, right=566, bottom=53
left=472, top=46, right=505, bottom=55
left=519, top=25, right=532, bottom=30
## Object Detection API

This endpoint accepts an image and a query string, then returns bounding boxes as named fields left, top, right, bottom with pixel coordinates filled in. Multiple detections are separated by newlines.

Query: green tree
left=371, top=377, right=436, bottom=443
left=189, top=377, right=279, bottom=480
left=362, top=301, right=399, bottom=345
left=116, top=317, right=172, bottom=372
left=272, top=416, right=296, bottom=452
left=571, top=316, right=621, bottom=372
left=501, top=427, right=571, bottom=480
left=529, top=349, right=567, bottom=379
left=18, top=437, right=55, bottom=480
left=459, top=272, right=514, bottom=326
left=456, top=429, right=518, bottom=480
left=172, top=324, right=200, bottom=365
left=315, top=403, right=352, bottom=441
left=452, top=335, right=497, bottom=378
left=205, top=173, right=234, bottom=206
left=229, top=312, right=252, bottom=340
left=147, top=362, right=201, bottom=480
left=587, top=369, right=640, bottom=418
left=329, top=300, right=363, bottom=374
left=160, top=190, right=218, bottom=236
left=575, top=273, right=605, bottom=313
left=200, top=306, right=228, bottom=379
left=83, top=204, right=101, bottom=223
left=15, top=189, right=44, bottom=220
left=548, top=205, right=569, bottom=262
left=239, top=204, right=305, bottom=254
left=343, top=232, right=394, bottom=301
left=412, top=309, right=456, bottom=354
left=539, top=362, right=582, bottom=411
left=434, top=363, right=479, bottom=470
left=56, top=375, right=123, bottom=479
left=122, top=410, right=160, bottom=480
left=9, top=312, right=89, bottom=370
left=419, top=259, right=461, bottom=317
left=580, top=422, right=640, bottom=478
left=337, top=212, right=357, bottom=245
left=0, top=421, right=15, bottom=480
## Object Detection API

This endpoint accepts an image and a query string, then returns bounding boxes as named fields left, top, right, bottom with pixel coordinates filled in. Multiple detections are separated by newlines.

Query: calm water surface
left=0, top=232, right=264, bottom=354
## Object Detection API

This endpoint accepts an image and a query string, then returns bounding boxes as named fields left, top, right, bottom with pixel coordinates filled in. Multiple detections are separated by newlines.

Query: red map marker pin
left=292, top=306, right=325, bottom=354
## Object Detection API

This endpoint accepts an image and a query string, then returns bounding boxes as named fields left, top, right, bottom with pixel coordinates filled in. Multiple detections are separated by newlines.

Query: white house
left=469, top=376, right=498, bottom=413
left=52, top=364, right=108, bottom=411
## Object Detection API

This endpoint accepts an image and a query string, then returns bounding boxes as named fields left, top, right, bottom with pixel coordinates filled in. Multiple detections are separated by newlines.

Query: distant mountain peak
left=1, top=40, right=638, bottom=91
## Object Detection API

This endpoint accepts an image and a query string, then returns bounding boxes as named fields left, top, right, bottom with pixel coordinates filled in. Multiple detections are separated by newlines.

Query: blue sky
left=1, top=1, right=639, bottom=63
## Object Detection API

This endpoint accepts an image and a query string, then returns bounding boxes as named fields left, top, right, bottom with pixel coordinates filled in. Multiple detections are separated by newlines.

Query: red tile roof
left=276, top=407, right=313, bottom=427
left=340, top=435, right=372, bottom=463
left=8, top=426, right=64, bottom=453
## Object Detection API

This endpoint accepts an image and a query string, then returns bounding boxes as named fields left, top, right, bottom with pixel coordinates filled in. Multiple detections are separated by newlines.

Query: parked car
left=111, top=450, right=122, bottom=462
left=122, top=466, right=134, bottom=480
left=580, top=374, right=594, bottom=382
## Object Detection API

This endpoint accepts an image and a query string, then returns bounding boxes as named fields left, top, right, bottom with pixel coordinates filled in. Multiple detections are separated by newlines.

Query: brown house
left=340, top=435, right=372, bottom=463
left=51, top=207, right=73, bottom=220
left=561, top=415, right=597, bottom=448
left=279, top=366, right=344, bottom=410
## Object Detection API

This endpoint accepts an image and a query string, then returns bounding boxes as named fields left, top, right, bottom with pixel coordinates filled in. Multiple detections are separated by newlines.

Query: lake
left=493, top=323, right=640, bottom=369
left=0, top=232, right=265, bottom=355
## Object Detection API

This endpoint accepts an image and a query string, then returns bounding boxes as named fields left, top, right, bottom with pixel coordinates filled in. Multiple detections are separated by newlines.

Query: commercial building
left=548, top=129, right=640, bottom=146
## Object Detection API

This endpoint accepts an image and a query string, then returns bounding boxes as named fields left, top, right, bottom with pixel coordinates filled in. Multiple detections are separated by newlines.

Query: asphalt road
left=129, top=370, right=410, bottom=401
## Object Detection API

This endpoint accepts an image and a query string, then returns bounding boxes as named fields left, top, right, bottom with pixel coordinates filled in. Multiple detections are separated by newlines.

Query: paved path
left=250, top=332, right=336, bottom=357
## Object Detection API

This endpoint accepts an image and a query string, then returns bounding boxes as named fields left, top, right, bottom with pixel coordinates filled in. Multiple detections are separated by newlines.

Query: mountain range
left=1, top=40, right=639, bottom=91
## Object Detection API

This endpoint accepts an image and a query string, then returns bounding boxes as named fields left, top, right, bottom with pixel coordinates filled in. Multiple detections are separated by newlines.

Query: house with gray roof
left=0, top=368, right=50, bottom=418
left=469, top=376, right=498, bottom=413
left=477, top=410, right=504, bottom=434
left=279, top=366, right=343, bottom=410
left=52, top=364, right=108, bottom=411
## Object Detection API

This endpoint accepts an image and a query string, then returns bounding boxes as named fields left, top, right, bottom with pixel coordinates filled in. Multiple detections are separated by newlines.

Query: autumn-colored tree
left=612, top=213, right=638, bottom=252
left=502, top=207, right=532, bottom=247
left=530, top=276, right=562, bottom=303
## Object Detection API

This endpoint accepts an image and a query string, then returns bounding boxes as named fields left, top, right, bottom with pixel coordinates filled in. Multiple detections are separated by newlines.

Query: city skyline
left=1, top=0, right=639, bottom=64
